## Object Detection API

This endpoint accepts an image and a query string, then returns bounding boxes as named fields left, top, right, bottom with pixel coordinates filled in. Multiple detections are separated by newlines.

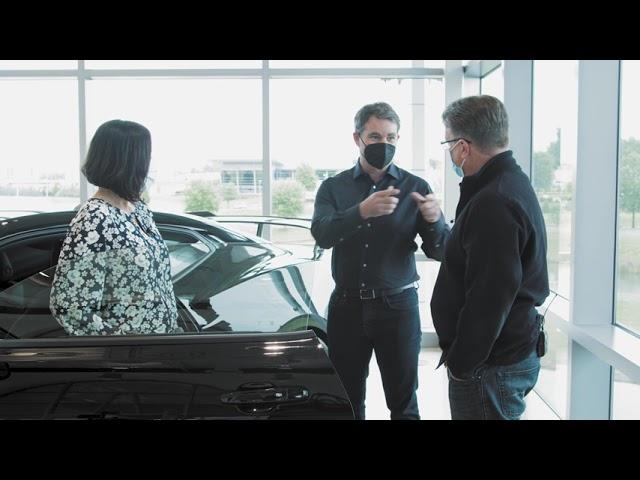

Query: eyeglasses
left=440, top=138, right=472, bottom=150
left=362, top=134, right=398, bottom=145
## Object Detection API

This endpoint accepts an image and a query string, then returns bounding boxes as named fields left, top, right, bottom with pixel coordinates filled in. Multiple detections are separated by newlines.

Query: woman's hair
left=81, top=119, right=152, bottom=202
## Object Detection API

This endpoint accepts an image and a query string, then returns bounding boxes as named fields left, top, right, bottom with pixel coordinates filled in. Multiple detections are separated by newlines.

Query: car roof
left=0, top=210, right=44, bottom=221
left=0, top=209, right=259, bottom=244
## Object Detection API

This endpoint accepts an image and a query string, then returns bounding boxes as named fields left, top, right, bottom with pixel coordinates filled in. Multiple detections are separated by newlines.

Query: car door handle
left=220, top=386, right=309, bottom=405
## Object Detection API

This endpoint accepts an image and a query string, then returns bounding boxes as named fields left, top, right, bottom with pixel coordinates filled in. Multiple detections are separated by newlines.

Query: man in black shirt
left=311, top=102, right=449, bottom=420
left=431, top=95, right=549, bottom=420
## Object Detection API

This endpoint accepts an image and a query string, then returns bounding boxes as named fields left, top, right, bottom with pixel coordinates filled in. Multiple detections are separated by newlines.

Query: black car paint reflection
left=0, top=335, right=350, bottom=419
left=0, top=211, right=350, bottom=419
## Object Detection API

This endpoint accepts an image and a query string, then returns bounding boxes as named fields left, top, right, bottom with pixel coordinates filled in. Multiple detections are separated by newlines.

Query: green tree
left=221, top=183, right=239, bottom=205
left=620, top=138, right=640, bottom=228
left=184, top=180, right=219, bottom=213
left=295, top=163, right=318, bottom=191
left=532, top=128, right=561, bottom=192
left=532, top=151, right=556, bottom=192
left=273, top=180, right=305, bottom=217
left=548, top=128, right=561, bottom=160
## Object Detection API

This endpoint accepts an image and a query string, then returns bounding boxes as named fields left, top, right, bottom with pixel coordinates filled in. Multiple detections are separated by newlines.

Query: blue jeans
left=447, top=348, right=540, bottom=420
left=327, top=287, right=422, bottom=420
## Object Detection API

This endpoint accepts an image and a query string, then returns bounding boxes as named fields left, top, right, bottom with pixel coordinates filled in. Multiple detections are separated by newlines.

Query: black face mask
left=361, top=137, right=396, bottom=169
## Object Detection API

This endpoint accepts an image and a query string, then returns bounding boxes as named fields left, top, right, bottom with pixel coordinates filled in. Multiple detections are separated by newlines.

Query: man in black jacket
left=431, top=95, right=549, bottom=420
left=311, top=102, right=449, bottom=419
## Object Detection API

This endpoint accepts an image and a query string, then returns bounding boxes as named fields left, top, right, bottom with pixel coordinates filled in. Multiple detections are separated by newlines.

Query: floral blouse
left=50, top=198, right=180, bottom=335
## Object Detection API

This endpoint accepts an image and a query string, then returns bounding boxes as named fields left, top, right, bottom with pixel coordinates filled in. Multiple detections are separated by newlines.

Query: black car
left=0, top=210, right=351, bottom=419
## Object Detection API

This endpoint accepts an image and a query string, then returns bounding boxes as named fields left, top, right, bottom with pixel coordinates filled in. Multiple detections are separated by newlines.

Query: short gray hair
left=442, top=95, right=509, bottom=151
left=354, top=102, right=401, bottom=135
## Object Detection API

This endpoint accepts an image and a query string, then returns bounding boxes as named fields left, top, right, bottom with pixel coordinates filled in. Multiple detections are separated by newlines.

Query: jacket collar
left=456, top=150, right=519, bottom=218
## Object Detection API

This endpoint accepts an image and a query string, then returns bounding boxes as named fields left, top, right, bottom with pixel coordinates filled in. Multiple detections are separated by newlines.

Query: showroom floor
left=365, top=348, right=558, bottom=420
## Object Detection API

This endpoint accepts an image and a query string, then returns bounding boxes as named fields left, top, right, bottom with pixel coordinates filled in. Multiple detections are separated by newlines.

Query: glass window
left=0, top=60, right=77, bottom=70
left=416, top=260, right=440, bottom=333
left=85, top=78, right=262, bottom=216
left=0, top=229, right=215, bottom=339
left=267, top=224, right=318, bottom=259
left=210, top=221, right=259, bottom=237
left=172, top=246, right=319, bottom=334
left=462, top=76, right=480, bottom=97
left=0, top=79, right=80, bottom=213
left=85, top=60, right=261, bottom=69
left=425, top=79, right=446, bottom=205
left=161, top=230, right=212, bottom=279
left=480, top=65, right=503, bottom=101
left=0, top=233, right=66, bottom=287
left=270, top=77, right=445, bottom=218
left=269, top=60, right=444, bottom=68
left=270, top=224, right=315, bottom=245
left=533, top=319, right=569, bottom=419
left=530, top=293, right=569, bottom=419
left=615, top=60, right=640, bottom=336
left=532, top=60, right=579, bottom=299
left=0, top=266, right=64, bottom=339
left=612, top=368, right=640, bottom=419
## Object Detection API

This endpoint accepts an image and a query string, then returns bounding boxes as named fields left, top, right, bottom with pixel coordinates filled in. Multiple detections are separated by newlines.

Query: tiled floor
left=364, top=348, right=559, bottom=420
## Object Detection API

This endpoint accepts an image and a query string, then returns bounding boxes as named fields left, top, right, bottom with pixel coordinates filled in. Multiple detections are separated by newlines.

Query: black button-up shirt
left=311, top=160, right=450, bottom=290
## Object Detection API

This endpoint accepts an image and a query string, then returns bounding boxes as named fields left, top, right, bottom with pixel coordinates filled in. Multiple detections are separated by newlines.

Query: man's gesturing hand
left=410, top=192, right=441, bottom=223
left=359, top=186, right=401, bottom=219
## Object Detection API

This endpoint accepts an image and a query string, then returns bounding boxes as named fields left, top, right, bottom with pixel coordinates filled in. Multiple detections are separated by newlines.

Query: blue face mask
left=451, top=161, right=465, bottom=178
left=446, top=144, right=466, bottom=177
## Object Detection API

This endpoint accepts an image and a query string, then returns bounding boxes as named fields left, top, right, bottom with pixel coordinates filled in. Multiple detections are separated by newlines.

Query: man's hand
left=359, top=186, right=401, bottom=219
left=410, top=192, right=441, bottom=223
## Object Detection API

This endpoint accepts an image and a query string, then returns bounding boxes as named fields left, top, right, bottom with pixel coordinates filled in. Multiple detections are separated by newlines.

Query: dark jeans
left=327, top=287, right=422, bottom=420
left=447, top=348, right=541, bottom=420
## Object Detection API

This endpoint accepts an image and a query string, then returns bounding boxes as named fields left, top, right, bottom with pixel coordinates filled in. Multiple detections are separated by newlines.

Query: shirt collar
left=353, top=159, right=401, bottom=180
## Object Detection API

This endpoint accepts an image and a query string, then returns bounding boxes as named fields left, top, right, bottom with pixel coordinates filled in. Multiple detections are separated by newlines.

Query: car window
left=213, top=221, right=318, bottom=259
left=160, top=229, right=213, bottom=279
left=0, top=228, right=319, bottom=339
left=0, top=230, right=213, bottom=339
left=0, top=266, right=62, bottom=339
left=189, top=217, right=256, bottom=243
left=0, top=234, right=66, bottom=290
left=173, top=245, right=318, bottom=334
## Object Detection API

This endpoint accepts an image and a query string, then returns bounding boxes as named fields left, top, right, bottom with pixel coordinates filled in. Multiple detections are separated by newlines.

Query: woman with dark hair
left=50, top=119, right=180, bottom=335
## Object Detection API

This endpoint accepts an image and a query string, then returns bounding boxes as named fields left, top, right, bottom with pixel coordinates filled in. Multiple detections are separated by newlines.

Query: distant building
left=139, top=160, right=340, bottom=196
left=218, top=160, right=338, bottom=194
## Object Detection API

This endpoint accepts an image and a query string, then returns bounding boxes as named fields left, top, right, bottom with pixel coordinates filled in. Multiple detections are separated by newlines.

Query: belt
left=336, top=282, right=418, bottom=301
